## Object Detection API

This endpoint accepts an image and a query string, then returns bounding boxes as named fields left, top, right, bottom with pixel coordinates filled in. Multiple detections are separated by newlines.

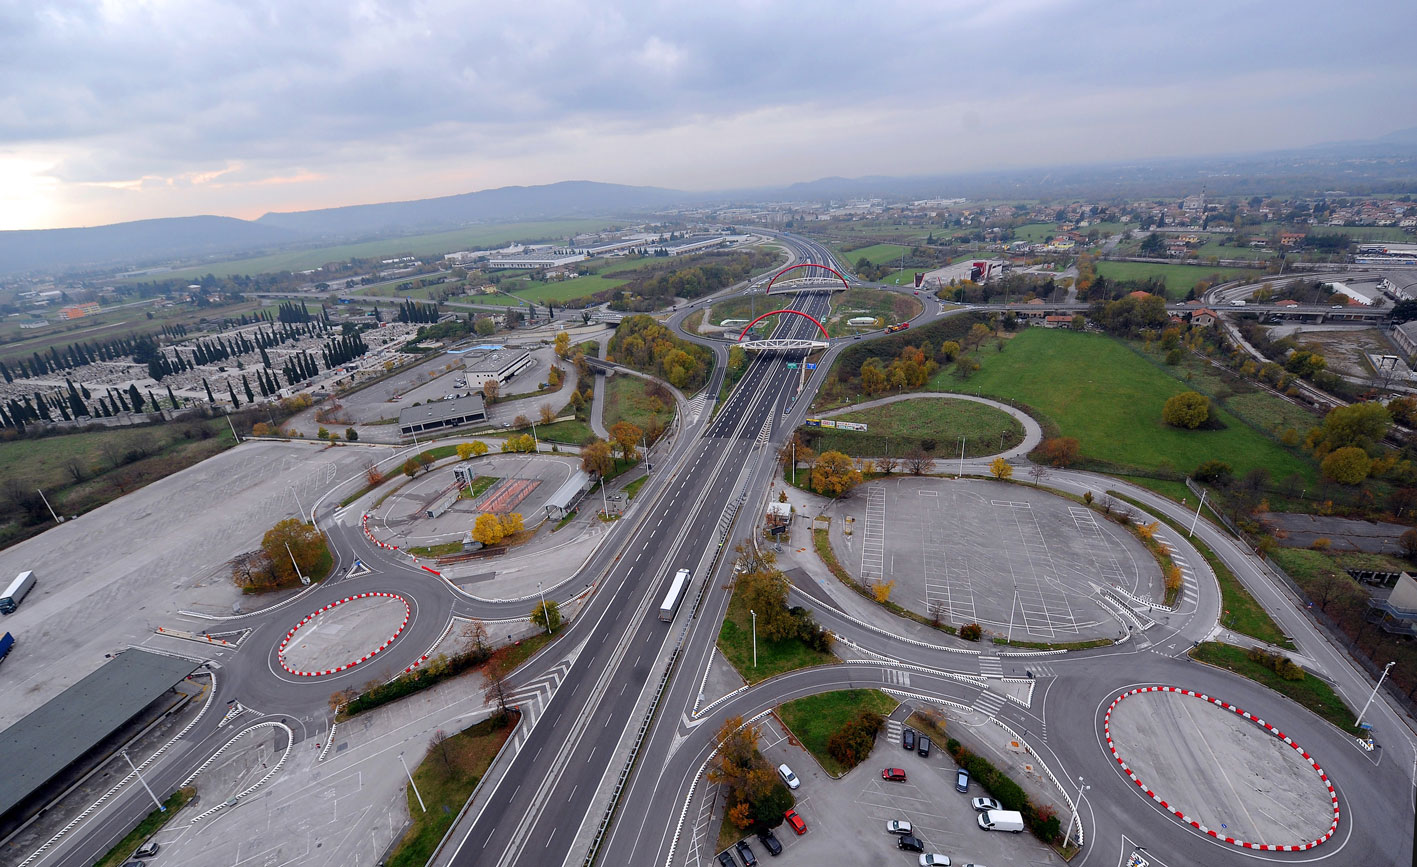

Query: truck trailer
left=1, top=570, right=36, bottom=614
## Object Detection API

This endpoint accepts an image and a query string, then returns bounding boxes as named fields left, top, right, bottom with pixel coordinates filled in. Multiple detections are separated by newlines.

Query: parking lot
left=707, top=714, right=1055, bottom=866
left=832, top=477, right=1161, bottom=641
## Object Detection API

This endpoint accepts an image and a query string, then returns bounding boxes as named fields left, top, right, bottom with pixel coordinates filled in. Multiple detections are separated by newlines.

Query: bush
left=825, top=710, right=884, bottom=770
left=1194, top=459, right=1233, bottom=486
left=959, top=622, right=982, bottom=641
left=1162, top=391, right=1210, bottom=429
left=1245, top=646, right=1306, bottom=681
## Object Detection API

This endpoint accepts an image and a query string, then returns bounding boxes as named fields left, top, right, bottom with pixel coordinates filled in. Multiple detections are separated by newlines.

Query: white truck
left=1, top=570, right=36, bottom=614
left=977, top=809, right=1025, bottom=833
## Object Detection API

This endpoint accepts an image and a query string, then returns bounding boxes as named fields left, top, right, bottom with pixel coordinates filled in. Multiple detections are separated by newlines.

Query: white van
left=977, top=809, right=1024, bottom=833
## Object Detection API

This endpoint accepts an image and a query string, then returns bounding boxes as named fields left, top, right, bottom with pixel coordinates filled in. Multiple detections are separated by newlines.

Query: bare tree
left=484, top=655, right=512, bottom=719
left=429, top=728, right=454, bottom=771
left=905, top=448, right=934, bottom=475
left=64, top=457, right=87, bottom=483
left=877, top=453, right=898, bottom=475
left=928, top=599, right=948, bottom=627
left=1028, top=464, right=1048, bottom=486
left=462, top=619, right=490, bottom=658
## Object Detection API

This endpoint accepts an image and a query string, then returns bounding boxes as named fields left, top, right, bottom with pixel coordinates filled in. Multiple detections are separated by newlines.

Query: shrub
left=1162, top=391, right=1210, bottom=429
left=959, top=622, right=983, bottom=641
left=1194, top=459, right=1233, bottom=486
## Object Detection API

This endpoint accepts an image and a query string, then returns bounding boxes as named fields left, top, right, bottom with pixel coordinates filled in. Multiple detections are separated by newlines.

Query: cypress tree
left=242, top=375, right=254, bottom=403
left=167, top=384, right=180, bottom=409
left=204, top=378, right=215, bottom=403
left=227, top=381, right=241, bottom=408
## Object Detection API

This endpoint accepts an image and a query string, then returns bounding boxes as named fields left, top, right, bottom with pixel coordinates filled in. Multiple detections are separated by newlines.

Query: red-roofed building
left=1189, top=308, right=1219, bottom=327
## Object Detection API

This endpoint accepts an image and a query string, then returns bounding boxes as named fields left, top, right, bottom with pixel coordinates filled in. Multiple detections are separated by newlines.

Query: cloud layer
left=2, top=0, right=1414, bottom=229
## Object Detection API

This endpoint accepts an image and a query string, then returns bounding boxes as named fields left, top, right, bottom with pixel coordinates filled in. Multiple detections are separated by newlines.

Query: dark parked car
left=735, top=839, right=758, bottom=867
left=918, top=735, right=932, bottom=757
left=717, top=851, right=738, bottom=867
left=902, top=727, right=916, bottom=751
left=955, top=768, right=970, bottom=792
left=757, top=828, right=782, bottom=856
left=897, top=834, right=926, bottom=852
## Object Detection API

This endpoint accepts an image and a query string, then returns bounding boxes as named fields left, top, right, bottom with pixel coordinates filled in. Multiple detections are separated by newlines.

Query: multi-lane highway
left=27, top=231, right=1417, bottom=867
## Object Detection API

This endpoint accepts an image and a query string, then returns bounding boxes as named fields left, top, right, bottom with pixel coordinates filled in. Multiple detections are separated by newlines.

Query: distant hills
left=0, top=216, right=302, bottom=278
left=255, top=180, right=686, bottom=238
left=3, top=131, right=1416, bottom=278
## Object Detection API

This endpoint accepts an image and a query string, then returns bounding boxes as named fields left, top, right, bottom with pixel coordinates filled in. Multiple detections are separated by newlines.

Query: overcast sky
left=2, top=0, right=1414, bottom=231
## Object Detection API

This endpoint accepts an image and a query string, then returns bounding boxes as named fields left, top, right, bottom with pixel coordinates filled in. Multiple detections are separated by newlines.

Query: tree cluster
left=708, top=716, right=796, bottom=833
left=826, top=709, right=885, bottom=769
left=396, top=299, right=441, bottom=324
left=607, top=315, right=712, bottom=390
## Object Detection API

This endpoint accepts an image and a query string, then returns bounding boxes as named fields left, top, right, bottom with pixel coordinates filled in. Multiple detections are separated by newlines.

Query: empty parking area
left=835, top=477, right=1162, bottom=640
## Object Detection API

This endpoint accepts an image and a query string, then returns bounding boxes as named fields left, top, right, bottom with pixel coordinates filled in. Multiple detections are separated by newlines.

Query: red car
left=784, top=809, right=807, bottom=835
left=882, top=768, right=908, bottom=782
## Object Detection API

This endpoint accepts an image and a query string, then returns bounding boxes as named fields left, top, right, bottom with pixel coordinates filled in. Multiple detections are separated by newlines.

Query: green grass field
left=826, top=288, right=919, bottom=335
left=534, top=418, right=593, bottom=445
left=1095, top=261, right=1256, bottom=298
left=1012, top=223, right=1064, bottom=242
left=930, top=329, right=1316, bottom=483
left=839, top=243, right=910, bottom=266
left=1320, top=226, right=1415, bottom=243
left=718, top=586, right=837, bottom=684
left=804, top=398, right=1023, bottom=458
left=1195, top=241, right=1275, bottom=261
left=135, top=219, right=619, bottom=282
left=603, top=375, right=674, bottom=435
left=511, top=273, right=627, bottom=304
left=1190, top=642, right=1356, bottom=734
left=778, top=690, right=899, bottom=777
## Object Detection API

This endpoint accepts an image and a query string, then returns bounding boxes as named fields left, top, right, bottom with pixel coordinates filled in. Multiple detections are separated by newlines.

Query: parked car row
left=717, top=808, right=807, bottom=865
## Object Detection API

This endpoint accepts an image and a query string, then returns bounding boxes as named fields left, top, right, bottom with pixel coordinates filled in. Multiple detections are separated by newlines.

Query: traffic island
left=1104, top=686, right=1340, bottom=850
left=278, top=592, right=410, bottom=677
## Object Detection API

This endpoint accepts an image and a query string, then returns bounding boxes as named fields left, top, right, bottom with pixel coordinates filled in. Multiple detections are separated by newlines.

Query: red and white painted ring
left=1104, top=686, right=1339, bottom=851
left=276, top=592, right=411, bottom=678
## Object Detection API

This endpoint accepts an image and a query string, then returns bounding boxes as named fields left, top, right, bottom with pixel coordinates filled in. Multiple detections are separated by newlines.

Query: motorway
left=27, top=233, right=1417, bottom=867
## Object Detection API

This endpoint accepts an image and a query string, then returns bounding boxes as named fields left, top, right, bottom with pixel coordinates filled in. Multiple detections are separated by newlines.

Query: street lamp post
left=286, top=542, right=308, bottom=585
left=122, top=750, right=165, bottom=812
left=1072, top=775, right=1090, bottom=845
left=537, top=581, right=550, bottom=634
left=290, top=484, right=308, bottom=523
left=750, top=609, right=757, bottom=669
left=399, top=752, right=426, bottom=812
left=36, top=488, right=61, bottom=524
left=1356, top=661, right=1396, bottom=730
left=958, top=436, right=965, bottom=477
left=1188, top=487, right=1208, bottom=538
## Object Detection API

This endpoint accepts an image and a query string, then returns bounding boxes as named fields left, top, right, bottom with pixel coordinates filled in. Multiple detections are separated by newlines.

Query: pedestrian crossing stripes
left=882, top=668, right=911, bottom=687
left=685, top=393, right=707, bottom=425
left=978, top=655, right=1003, bottom=677
left=974, top=689, right=1006, bottom=718
left=885, top=719, right=903, bottom=742
left=506, top=657, right=572, bottom=752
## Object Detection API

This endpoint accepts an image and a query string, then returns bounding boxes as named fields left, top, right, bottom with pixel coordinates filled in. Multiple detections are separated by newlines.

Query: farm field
left=510, top=274, right=628, bottom=304
left=838, top=243, right=909, bottom=266
left=928, top=328, right=1317, bottom=482
left=1096, top=260, right=1257, bottom=298
left=129, top=219, right=619, bottom=282
left=824, top=288, right=919, bottom=336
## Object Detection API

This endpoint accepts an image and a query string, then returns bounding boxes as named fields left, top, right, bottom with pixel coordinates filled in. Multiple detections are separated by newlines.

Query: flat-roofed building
left=463, top=348, right=534, bottom=387
left=398, top=394, right=487, bottom=437
left=487, top=249, right=586, bottom=269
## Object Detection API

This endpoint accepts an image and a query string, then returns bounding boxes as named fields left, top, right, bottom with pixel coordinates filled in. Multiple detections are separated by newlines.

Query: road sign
left=785, top=363, right=798, bottom=369
left=805, top=363, right=817, bottom=369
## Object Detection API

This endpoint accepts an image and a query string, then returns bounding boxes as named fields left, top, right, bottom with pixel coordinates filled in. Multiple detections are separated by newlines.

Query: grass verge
left=778, top=689, right=899, bottom=777
left=93, top=787, right=194, bottom=867
left=624, top=475, right=648, bottom=499
left=1109, top=491, right=1293, bottom=649
left=386, top=714, right=519, bottom=867
left=408, top=541, right=464, bottom=557
left=1189, top=642, right=1357, bottom=734
left=718, top=581, right=836, bottom=684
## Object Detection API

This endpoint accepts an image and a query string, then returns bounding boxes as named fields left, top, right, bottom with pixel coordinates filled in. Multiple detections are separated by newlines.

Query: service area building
left=398, top=394, right=488, bottom=437
left=463, top=348, right=534, bottom=387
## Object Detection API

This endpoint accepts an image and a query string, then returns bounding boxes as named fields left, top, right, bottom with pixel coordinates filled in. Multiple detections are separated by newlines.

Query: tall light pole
left=289, top=484, right=308, bottom=523
left=36, top=489, right=61, bottom=524
left=1188, top=487, right=1208, bottom=538
left=958, top=436, right=966, bottom=477
left=1356, top=660, right=1395, bottom=730
left=122, top=750, right=165, bottom=812
left=537, top=581, right=550, bottom=634
left=750, top=609, right=758, bottom=668
left=286, top=542, right=308, bottom=585
left=1072, top=775, right=1091, bottom=845
left=399, top=751, right=426, bottom=812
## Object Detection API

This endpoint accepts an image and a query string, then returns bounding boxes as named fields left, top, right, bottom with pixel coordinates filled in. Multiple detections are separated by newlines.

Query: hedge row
left=946, top=738, right=1062, bottom=845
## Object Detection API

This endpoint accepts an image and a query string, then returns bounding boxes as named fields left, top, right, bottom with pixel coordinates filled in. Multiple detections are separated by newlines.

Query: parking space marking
left=862, top=487, right=886, bottom=582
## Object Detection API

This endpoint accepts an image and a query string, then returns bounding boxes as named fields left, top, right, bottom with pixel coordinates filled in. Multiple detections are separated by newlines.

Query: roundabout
left=277, top=591, right=411, bottom=677
left=1103, top=686, right=1340, bottom=851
